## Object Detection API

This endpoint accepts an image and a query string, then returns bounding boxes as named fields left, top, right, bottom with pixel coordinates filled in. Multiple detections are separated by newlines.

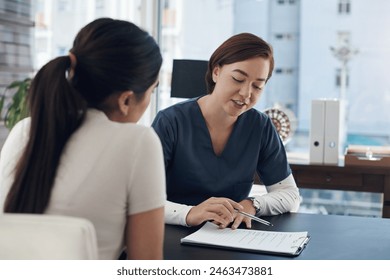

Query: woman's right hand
left=185, top=197, right=244, bottom=228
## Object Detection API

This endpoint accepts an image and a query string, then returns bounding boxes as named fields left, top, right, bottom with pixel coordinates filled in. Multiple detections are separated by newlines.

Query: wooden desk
left=289, top=163, right=390, bottom=218
left=164, top=213, right=390, bottom=260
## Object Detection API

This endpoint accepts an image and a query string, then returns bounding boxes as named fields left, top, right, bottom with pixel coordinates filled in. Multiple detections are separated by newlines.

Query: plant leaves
left=1, top=79, right=31, bottom=130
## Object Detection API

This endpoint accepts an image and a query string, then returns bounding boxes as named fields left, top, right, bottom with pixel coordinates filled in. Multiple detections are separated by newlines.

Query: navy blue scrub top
left=152, top=97, right=291, bottom=205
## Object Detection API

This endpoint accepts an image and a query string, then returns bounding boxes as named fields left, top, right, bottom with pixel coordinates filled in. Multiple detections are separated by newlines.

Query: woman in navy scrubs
left=152, top=33, right=300, bottom=229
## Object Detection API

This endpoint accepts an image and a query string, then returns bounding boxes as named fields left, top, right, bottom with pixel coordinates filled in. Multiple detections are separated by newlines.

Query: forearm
left=254, top=174, right=301, bottom=216
left=165, top=200, right=193, bottom=226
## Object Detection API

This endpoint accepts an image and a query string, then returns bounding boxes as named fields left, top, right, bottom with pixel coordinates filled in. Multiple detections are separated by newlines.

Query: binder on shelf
left=309, top=100, right=326, bottom=164
left=324, top=99, right=344, bottom=165
left=309, top=99, right=345, bottom=165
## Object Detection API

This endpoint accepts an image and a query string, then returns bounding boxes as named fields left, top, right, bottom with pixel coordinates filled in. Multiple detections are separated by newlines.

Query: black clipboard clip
left=294, top=236, right=311, bottom=255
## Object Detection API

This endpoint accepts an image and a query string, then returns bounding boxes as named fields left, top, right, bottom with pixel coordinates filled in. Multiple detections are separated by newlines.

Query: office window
left=274, top=33, right=295, bottom=40
left=275, top=34, right=284, bottom=39
left=57, top=46, right=67, bottom=56
left=156, top=0, right=390, bottom=145
left=337, top=31, right=350, bottom=45
left=35, top=38, right=47, bottom=52
left=96, top=0, right=104, bottom=9
left=57, top=0, right=71, bottom=12
left=162, top=4, right=176, bottom=27
left=338, top=0, right=351, bottom=14
left=335, top=68, right=349, bottom=88
left=277, top=0, right=297, bottom=5
left=275, top=68, right=294, bottom=74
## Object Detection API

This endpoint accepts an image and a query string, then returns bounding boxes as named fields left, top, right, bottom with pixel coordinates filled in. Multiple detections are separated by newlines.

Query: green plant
left=0, top=78, right=31, bottom=130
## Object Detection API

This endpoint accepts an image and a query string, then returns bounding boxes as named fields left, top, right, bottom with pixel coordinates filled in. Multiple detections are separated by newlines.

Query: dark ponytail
left=4, top=18, right=162, bottom=213
left=4, top=56, right=86, bottom=213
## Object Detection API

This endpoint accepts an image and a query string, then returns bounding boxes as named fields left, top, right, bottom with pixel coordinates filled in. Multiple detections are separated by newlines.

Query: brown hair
left=205, top=33, right=274, bottom=94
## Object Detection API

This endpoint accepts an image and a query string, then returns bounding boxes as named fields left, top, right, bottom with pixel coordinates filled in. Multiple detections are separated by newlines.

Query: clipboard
left=180, top=222, right=310, bottom=257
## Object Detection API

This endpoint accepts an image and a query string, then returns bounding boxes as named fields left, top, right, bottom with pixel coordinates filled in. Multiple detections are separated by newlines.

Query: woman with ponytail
left=0, top=18, right=165, bottom=260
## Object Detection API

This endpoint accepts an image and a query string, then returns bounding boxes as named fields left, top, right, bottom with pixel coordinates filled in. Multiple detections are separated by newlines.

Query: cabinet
left=290, top=163, right=390, bottom=218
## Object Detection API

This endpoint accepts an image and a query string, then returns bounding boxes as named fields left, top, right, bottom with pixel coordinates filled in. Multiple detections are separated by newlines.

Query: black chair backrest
left=171, top=59, right=208, bottom=98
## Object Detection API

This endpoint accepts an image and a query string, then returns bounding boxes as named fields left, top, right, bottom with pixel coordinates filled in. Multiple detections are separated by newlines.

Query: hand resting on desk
left=185, top=197, right=257, bottom=229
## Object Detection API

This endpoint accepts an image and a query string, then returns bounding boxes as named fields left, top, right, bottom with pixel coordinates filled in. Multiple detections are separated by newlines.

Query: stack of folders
left=181, top=222, right=310, bottom=257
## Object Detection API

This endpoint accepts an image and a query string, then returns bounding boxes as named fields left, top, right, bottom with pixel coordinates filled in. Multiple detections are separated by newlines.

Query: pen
left=235, top=209, right=273, bottom=227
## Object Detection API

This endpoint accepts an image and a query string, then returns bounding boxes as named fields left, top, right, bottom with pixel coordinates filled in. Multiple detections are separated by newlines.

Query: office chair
left=0, top=213, right=98, bottom=260
left=171, top=59, right=208, bottom=98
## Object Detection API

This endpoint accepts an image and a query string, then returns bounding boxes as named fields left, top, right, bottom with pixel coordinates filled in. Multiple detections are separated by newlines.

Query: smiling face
left=211, top=56, right=270, bottom=118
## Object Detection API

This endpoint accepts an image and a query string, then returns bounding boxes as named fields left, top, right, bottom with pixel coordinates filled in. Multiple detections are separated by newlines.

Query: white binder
left=309, top=99, right=345, bottom=165
left=309, top=100, right=326, bottom=164
left=323, top=99, right=343, bottom=164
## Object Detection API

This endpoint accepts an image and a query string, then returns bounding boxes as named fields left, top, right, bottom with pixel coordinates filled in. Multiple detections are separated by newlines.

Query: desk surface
left=164, top=213, right=390, bottom=260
